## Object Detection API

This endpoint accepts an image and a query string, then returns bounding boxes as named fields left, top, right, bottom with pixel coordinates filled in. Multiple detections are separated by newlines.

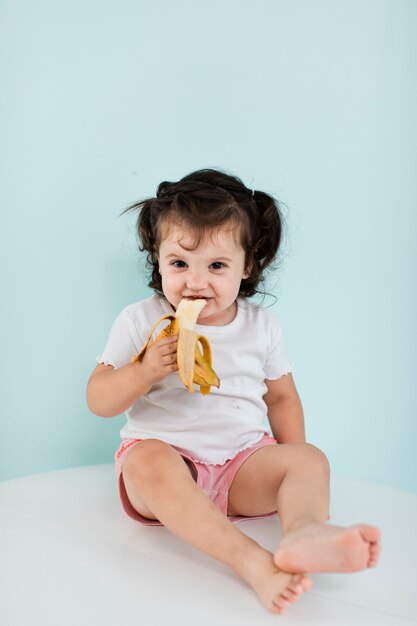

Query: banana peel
left=132, top=299, right=220, bottom=395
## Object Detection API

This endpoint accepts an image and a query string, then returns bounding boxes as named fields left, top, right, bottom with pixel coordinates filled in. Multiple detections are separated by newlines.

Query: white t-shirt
left=97, top=295, right=293, bottom=464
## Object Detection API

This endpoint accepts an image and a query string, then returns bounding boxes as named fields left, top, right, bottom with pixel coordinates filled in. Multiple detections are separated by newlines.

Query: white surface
left=0, top=465, right=416, bottom=626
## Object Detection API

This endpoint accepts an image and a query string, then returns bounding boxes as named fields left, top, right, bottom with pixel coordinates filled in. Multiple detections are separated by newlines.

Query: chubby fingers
left=158, top=335, right=178, bottom=354
left=157, top=336, right=178, bottom=369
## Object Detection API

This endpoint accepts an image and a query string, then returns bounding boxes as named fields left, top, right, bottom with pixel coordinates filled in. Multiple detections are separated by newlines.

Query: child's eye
left=171, top=260, right=187, bottom=268
left=209, top=262, right=226, bottom=270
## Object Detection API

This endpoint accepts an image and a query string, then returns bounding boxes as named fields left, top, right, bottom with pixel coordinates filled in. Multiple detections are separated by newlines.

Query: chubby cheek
left=160, top=269, right=182, bottom=295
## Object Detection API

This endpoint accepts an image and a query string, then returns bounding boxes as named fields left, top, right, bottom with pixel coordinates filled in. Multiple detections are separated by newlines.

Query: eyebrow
left=164, top=253, right=234, bottom=262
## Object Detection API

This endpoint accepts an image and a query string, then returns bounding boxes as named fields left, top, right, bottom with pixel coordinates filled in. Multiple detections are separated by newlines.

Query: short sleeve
left=264, top=317, right=294, bottom=380
left=96, top=309, right=143, bottom=369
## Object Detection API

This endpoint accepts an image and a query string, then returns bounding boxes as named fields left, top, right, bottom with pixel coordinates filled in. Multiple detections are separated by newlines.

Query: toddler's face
left=157, top=223, right=249, bottom=326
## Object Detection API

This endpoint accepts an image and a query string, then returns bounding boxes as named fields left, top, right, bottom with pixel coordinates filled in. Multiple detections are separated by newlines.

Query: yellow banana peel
left=132, top=299, right=220, bottom=395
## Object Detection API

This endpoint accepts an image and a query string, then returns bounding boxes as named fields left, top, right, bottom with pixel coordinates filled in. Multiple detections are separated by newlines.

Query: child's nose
left=186, top=270, right=208, bottom=291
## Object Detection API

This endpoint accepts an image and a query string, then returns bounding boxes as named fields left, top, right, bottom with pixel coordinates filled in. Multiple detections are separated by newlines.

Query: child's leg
left=227, top=442, right=381, bottom=573
left=121, top=438, right=312, bottom=614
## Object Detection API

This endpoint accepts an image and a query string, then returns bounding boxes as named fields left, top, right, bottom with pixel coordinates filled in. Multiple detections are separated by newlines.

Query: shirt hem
left=265, top=367, right=293, bottom=380
left=118, top=431, right=270, bottom=466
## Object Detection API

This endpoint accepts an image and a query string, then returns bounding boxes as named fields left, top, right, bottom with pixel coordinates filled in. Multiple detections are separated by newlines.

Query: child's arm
left=263, top=374, right=306, bottom=444
left=86, top=336, right=178, bottom=418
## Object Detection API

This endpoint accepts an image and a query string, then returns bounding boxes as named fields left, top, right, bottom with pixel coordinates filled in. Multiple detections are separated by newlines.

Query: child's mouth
left=184, top=296, right=210, bottom=301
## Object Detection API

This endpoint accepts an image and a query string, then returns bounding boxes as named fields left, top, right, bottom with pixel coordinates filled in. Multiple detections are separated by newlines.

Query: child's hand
left=140, top=336, right=178, bottom=387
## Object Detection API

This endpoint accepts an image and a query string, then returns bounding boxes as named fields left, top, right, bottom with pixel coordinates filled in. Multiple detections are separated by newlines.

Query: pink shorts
left=115, top=433, right=279, bottom=526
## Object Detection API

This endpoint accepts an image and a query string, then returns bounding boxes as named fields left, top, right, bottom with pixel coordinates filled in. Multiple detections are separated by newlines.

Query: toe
left=273, top=597, right=290, bottom=612
left=357, top=524, right=381, bottom=544
left=367, top=543, right=381, bottom=567
left=300, top=575, right=313, bottom=592
left=281, top=588, right=301, bottom=602
left=368, top=553, right=380, bottom=567
left=287, top=582, right=303, bottom=595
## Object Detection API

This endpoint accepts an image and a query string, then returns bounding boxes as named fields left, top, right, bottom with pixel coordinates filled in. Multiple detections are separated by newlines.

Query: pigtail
left=156, top=181, right=176, bottom=198
left=252, top=190, right=282, bottom=272
left=121, top=197, right=164, bottom=294
left=239, top=190, right=283, bottom=298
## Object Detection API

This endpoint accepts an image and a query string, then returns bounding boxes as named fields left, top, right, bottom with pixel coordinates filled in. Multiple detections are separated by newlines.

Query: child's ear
left=242, top=262, right=252, bottom=280
left=242, top=250, right=254, bottom=280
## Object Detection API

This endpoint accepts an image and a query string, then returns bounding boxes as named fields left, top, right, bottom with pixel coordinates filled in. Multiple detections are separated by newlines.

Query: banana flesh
left=132, top=299, right=220, bottom=395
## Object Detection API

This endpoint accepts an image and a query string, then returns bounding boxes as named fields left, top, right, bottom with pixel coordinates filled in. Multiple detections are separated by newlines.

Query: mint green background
left=1, top=1, right=416, bottom=492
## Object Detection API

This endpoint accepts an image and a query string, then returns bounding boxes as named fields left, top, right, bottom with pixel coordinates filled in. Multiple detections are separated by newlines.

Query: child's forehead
left=159, top=221, right=242, bottom=251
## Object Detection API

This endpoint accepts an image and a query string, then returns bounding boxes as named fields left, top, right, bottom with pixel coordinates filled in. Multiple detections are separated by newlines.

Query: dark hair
left=122, top=168, right=284, bottom=298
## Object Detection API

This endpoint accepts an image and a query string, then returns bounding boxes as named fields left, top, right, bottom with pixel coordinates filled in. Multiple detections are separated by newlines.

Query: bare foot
left=237, top=548, right=313, bottom=614
left=274, top=523, right=381, bottom=574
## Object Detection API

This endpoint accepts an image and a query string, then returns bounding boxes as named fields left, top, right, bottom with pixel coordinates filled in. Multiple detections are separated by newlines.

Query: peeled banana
left=132, top=299, right=220, bottom=395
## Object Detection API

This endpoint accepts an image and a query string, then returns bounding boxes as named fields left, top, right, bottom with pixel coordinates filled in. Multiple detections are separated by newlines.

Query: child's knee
left=123, top=438, right=186, bottom=481
left=123, top=439, right=169, bottom=474
left=301, top=443, right=330, bottom=475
